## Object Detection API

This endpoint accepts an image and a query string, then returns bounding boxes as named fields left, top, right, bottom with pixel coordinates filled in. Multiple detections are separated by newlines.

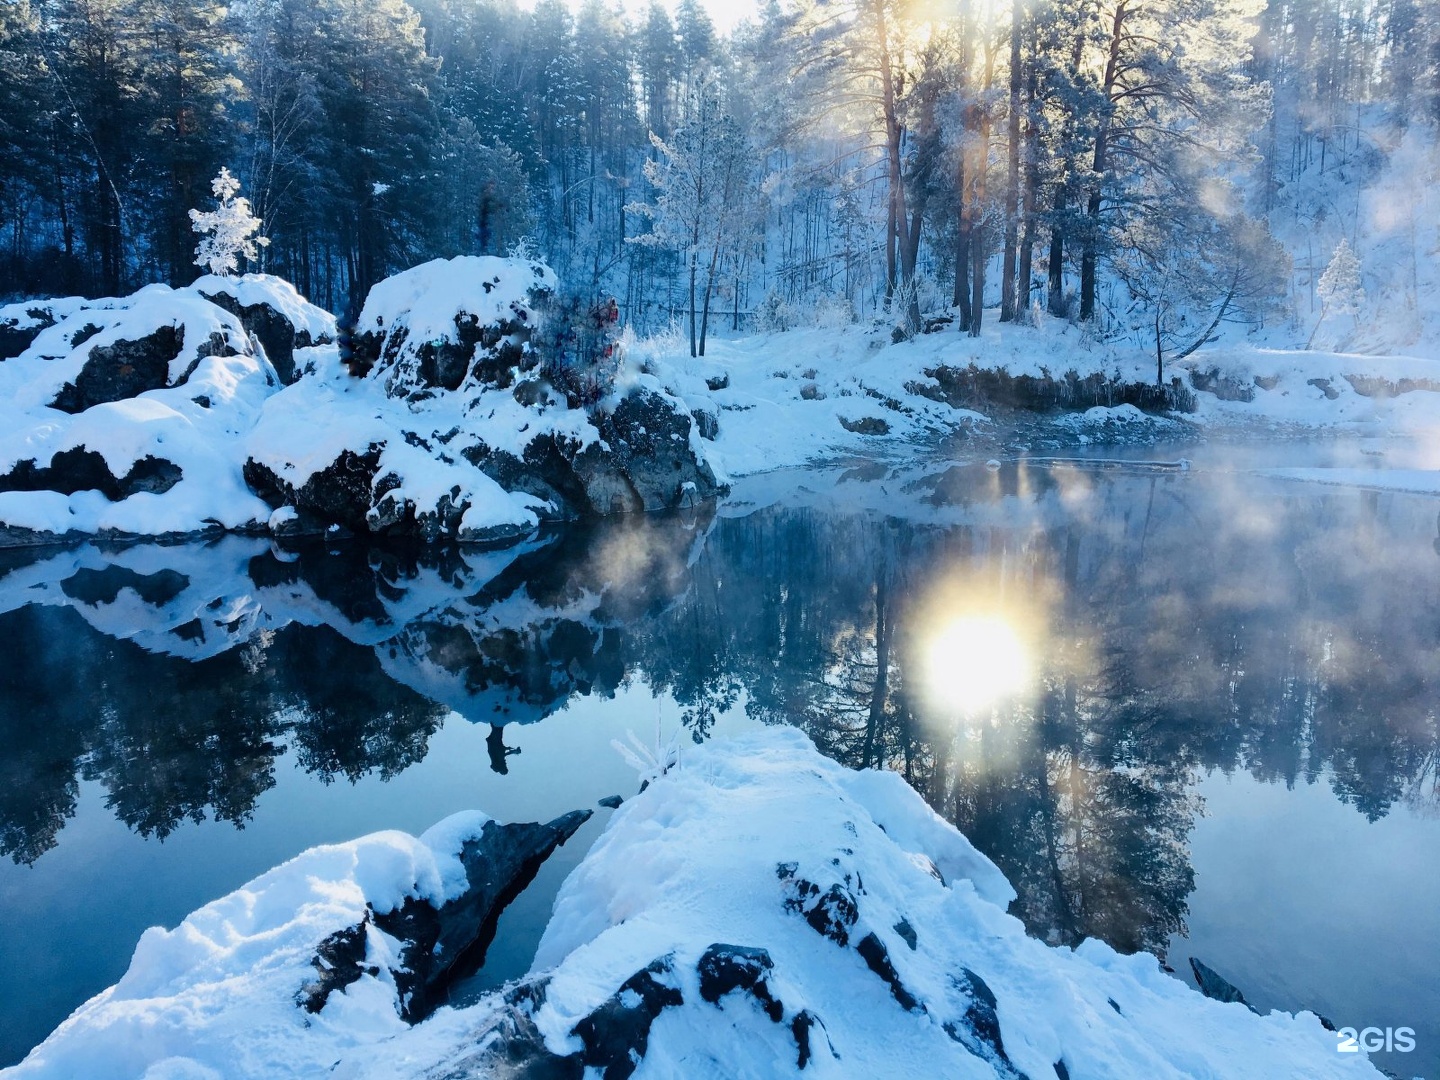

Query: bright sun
left=923, top=615, right=1031, bottom=715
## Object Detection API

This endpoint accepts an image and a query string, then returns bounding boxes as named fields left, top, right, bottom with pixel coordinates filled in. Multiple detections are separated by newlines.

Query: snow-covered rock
left=7, top=729, right=1382, bottom=1080
left=244, top=256, right=724, bottom=541
left=350, top=254, right=553, bottom=393
left=0, top=284, right=278, bottom=544
left=188, top=273, right=336, bottom=385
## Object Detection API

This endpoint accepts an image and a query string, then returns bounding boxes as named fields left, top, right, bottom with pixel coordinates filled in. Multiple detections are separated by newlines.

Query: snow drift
left=7, top=729, right=1380, bottom=1080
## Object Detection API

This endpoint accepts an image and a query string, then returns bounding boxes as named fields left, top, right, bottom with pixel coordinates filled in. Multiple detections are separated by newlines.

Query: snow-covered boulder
left=0, top=295, right=130, bottom=362
left=244, top=256, right=724, bottom=541
left=9, top=729, right=1382, bottom=1080
left=349, top=254, right=553, bottom=392
left=188, top=273, right=336, bottom=385
left=0, top=284, right=278, bottom=544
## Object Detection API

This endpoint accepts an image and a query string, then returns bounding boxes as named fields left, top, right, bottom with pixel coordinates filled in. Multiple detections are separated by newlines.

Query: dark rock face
left=1307, top=377, right=1341, bottom=400
left=352, top=305, right=538, bottom=391
left=779, top=866, right=860, bottom=947
left=1189, top=367, right=1255, bottom=402
left=0, top=447, right=182, bottom=500
left=1343, top=373, right=1440, bottom=398
left=924, top=364, right=1196, bottom=415
left=570, top=957, right=685, bottom=1080
left=945, top=968, right=1028, bottom=1078
left=697, top=944, right=784, bottom=1022
left=245, top=447, right=383, bottom=535
left=49, top=324, right=186, bottom=414
left=464, top=389, right=725, bottom=523
left=299, top=809, right=591, bottom=1021
left=199, top=289, right=325, bottom=385
left=0, top=307, right=56, bottom=360
left=571, top=390, right=723, bottom=516
left=1189, top=957, right=1255, bottom=1011
left=839, top=415, right=890, bottom=435
left=857, top=932, right=921, bottom=1012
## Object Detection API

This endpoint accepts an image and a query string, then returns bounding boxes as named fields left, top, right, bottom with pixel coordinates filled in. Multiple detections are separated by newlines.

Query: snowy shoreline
left=2, top=728, right=1382, bottom=1080
left=4, top=262, right=1440, bottom=552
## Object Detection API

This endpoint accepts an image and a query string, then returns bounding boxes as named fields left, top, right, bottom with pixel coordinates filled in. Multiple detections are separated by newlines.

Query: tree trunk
left=954, top=151, right=972, bottom=331
left=688, top=252, right=697, bottom=357
left=999, top=0, right=1023, bottom=322
left=1080, top=0, right=1128, bottom=322
left=1047, top=183, right=1066, bottom=317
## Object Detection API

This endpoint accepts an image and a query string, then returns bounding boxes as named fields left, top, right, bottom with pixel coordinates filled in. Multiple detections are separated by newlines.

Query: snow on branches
left=189, top=168, right=270, bottom=277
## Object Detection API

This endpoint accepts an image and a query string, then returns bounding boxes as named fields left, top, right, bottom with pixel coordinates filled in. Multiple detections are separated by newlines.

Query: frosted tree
left=188, top=167, right=269, bottom=276
left=1308, top=238, right=1366, bottom=347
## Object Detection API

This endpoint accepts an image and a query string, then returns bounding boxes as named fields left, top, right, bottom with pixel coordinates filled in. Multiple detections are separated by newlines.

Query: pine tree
left=189, top=167, right=268, bottom=275
left=1308, top=236, right=1365, bottom=346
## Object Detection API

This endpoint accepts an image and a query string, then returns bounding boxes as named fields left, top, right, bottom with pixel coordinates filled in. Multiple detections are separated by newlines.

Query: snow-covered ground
left=5, top=243, right=1440, bottom=547
left=6, top=729, right=1382, bottom=1080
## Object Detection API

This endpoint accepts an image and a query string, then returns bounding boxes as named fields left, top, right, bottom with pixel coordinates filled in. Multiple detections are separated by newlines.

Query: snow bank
left=8, top=729, right=1382, bottom=1079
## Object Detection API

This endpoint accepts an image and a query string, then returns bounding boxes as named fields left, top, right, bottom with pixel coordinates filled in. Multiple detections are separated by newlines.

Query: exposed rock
left=1342, top=372, right=1440, bottom=398
left=781, top=872, right=860, bottom=947
left=200, top=293, right=307, bottom=385
left=49, top=324, right=188, bottom=414
left=697, top=944, right=784, bottom=1022
left=0, top=447, right=182, bottom=499
left=1189, top=367, right=1255, bottom=402
left=597, top=795, right=624, bottom=809
left=0, top=306, right=57, bottom=360
left=924, top=364, right=1196, bottom=415
left=839, top=415, right=890, bottom=435
left=1188, top=957, right=1256, bottom=1011
left=300, top=809, right=592, bottom=1021
left=690, top=407, right=719, bottom=440
left=1307, top=377, right=1341, bottom=400
left=245, top=447, right=383, bottom=536
left=704, top=373, right=729, bottom=392
left=1253, top=374, right=1281, bottom=391
left=349, top=256, right=553, bottom=392
left=569, top=956, right=684, bottom=1080
left=945, top=967, right=1027, bottom=1078
left=892, top=917, right=918, bottom=950
left=857, top=931, right=921, bottom=1012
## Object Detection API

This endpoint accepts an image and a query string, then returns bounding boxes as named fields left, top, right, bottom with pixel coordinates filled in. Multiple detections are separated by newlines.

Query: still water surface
left=1, top=442, right=1437, bottom=1076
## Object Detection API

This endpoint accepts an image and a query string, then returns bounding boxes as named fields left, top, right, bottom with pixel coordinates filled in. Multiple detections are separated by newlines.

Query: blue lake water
left=1, top=442, right=1437, bottom=1077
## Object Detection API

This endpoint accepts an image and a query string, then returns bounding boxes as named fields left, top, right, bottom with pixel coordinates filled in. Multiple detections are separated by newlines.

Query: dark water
left=1, top=449, right=1438, bottom=1076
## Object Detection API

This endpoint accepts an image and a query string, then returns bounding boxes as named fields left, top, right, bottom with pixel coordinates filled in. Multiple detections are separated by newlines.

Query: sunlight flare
left=923, top=615, right=1031, bottom=714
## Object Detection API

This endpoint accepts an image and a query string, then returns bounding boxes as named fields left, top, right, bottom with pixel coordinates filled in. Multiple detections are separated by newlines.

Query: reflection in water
left=2, top=462, right=1439, bottom=974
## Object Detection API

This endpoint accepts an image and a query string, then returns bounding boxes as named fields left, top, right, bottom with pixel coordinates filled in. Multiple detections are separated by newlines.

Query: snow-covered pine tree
left=1309, top=237, right=1366, bottom=346
left=188, top=167, right=269, bottom=276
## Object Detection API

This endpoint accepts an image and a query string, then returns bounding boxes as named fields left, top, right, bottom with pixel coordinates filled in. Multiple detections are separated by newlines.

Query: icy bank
left=7, top=729, right=1378, bottom=1080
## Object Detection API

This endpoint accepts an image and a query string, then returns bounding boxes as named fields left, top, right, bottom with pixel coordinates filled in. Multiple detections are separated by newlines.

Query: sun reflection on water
left=923, top=614, right=1032, bottom=715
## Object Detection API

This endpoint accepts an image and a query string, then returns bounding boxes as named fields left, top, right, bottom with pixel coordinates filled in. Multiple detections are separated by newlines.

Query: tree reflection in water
left=1, top=462, right=1438, bottom=964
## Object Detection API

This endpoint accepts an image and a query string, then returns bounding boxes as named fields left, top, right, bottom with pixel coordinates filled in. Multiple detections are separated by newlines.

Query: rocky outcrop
left=301, top=809, right=592, bottom=1022
left=48, top=324, right=198, bottom=413
left=462, top=388, right=722, bottom=520
left=923, top=364, right=1196, bottom=415
left=0, top=447, right=182, bottom=499
left=0, top=284, right=280, bottom=545
left=244, top=257, right=724, bottom=542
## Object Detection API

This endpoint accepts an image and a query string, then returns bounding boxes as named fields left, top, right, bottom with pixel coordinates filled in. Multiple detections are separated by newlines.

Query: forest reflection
left=2, top=461, right=1437, bottom=961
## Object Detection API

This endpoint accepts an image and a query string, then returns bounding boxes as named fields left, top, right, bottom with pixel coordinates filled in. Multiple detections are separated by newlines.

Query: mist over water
left=1, top=444, right=1437, bottom=1076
